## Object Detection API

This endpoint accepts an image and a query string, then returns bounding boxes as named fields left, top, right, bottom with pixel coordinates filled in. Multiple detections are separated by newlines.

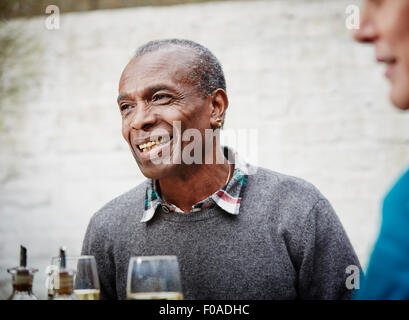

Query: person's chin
left=390, top=84, right=409, bottom=111
left=137, top=162, right=176, bottom=180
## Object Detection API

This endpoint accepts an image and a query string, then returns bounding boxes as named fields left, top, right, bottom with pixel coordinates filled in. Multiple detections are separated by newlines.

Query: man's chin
left=137, top=162, right=177, bottom=180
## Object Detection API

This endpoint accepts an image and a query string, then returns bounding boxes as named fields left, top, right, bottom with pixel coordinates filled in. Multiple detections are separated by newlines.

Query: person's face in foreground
left=354, top=0, right=409, bottom=110
left=117, top=47, right=213, bottom=179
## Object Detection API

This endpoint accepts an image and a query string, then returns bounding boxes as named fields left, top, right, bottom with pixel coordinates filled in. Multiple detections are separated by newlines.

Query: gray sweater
left=81, top=167, right=360, bottom=300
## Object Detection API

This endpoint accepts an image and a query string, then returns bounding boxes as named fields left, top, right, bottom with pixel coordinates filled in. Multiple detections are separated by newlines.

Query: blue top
left=356, top=168, right=409, bottom=299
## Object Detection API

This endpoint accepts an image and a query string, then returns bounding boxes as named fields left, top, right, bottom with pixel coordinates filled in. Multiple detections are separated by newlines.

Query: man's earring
left=216, top=117, right=223, bottom=128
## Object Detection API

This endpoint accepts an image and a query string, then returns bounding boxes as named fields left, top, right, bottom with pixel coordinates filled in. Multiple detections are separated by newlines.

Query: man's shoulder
left=88, top=180, right=149, bottom=229
left=248, top=166, right=324, bottom=203
left=246, top=167, right=339, bottom=244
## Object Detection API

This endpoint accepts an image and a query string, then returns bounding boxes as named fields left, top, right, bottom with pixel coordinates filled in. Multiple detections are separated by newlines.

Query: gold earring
left=216, top=117, right=222, bottom=128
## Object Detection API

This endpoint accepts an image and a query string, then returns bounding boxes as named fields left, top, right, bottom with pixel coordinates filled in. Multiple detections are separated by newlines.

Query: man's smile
left=133, top=134, right=175, bottom=161
left=137, top=135, right=172, bottom=152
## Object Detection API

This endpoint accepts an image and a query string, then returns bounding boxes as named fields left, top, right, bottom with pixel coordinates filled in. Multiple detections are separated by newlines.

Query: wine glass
left=73, top=256, right=100, bottom=300
left=48, top=255, right=100, bottom=300
left=127, top=255, right=183, bottom=300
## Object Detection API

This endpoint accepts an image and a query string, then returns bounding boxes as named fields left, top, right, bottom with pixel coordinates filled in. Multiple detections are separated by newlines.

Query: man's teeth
left=138, top=137, right=170, bottom=152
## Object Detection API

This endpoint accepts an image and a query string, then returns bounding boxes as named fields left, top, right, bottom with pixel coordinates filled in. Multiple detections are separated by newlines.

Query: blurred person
left=81, top=39, right=360, bottom=300
left=353, top=0, right=409, bottom=299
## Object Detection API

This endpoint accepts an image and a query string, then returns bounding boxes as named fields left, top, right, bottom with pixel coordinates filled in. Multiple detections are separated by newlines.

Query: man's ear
left=209, top=89, right=229, bottom=128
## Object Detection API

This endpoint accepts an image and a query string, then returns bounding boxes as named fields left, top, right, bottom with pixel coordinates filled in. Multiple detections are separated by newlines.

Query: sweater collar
left=141, top=147, right=249, bottom=223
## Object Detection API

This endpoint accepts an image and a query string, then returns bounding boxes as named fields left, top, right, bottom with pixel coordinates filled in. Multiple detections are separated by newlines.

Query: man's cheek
left=121, top=125, right=129, bottom=142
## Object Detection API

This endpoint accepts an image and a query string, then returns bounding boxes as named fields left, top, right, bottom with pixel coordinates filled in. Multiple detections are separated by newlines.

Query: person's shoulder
left=88, top=180, right=149, bottom=230
left=382, top=166, right=409, bottom=218
left=247, top=167, right=342, bottom=241
left=384, top=167, right=409, bottom=201
left=248, top=166, right=324, bottom=205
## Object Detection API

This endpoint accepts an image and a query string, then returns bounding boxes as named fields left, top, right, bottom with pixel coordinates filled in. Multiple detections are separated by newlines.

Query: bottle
left=53, top=247, right=77, bottom=300
left=7, top=245, right=38, bottom=300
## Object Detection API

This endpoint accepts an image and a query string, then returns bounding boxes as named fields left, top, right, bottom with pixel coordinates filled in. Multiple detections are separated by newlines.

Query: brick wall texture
left=1, top=0, right=409, bottom=299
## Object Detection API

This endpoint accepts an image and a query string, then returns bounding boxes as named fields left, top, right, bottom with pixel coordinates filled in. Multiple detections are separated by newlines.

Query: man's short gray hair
left=134, top=39, right=226, bottom=98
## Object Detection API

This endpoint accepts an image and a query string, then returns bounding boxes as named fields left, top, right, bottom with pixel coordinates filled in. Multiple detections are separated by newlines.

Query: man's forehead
left=119, top=46, right=197, bottom=92
left=126, top=47, right=196, bottom=77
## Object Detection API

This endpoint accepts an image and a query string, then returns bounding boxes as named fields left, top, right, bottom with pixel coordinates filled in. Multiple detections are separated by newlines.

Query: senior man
left=81, top=39, right=360, bottom=300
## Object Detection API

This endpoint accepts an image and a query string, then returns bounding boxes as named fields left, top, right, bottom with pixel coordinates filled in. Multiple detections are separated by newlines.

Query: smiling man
left=81, top=39, right=360, bottom=300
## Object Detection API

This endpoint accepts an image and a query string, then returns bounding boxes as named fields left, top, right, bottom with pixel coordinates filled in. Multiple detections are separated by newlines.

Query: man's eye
left=121, top=104, right=131, bottom=111
left=152, top=94, right=171, bottom=102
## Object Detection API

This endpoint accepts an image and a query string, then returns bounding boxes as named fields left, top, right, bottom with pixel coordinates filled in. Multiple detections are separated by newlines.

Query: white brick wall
left=1, top=0, right=409, bottom=299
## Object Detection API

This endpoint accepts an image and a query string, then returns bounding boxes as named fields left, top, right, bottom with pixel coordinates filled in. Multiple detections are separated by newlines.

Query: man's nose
left=130, top=105, right=157, bottom=131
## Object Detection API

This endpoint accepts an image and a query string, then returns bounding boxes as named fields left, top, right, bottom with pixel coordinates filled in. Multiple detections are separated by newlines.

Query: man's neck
left=158, top=148, right=231, bottom=212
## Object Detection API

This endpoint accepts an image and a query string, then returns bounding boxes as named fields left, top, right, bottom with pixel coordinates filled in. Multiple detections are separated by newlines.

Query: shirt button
left=161, top=205, right=170, bottom=213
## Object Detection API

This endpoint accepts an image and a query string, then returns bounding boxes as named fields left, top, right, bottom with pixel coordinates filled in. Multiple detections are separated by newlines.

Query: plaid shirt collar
left=141, top=147, right=250, bottom=222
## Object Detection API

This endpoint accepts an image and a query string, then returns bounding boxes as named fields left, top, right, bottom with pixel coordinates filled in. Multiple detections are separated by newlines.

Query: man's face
left=354, top=0, right=409, bottom=110
left=118, top=47, right=213, bottom=179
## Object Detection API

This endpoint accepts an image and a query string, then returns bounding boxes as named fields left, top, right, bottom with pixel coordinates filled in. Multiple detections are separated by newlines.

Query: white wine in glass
left=74, top=288, right=100, bottom=300
left=74, top=256, right=100, bottom=300
left=127, top=256, right=183, bottom=300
